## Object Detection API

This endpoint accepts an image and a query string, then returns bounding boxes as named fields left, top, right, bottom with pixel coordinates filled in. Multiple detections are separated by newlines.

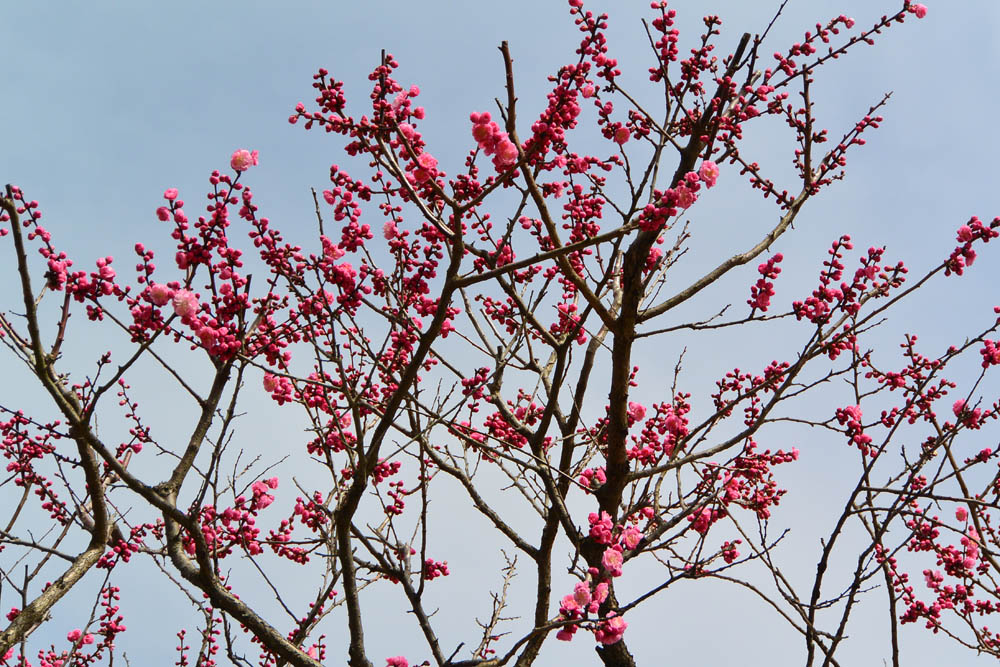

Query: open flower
left=230, top=149, right=259, bottom=171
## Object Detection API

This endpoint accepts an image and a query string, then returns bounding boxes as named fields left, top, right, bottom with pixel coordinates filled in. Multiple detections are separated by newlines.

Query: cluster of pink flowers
left=835, top=404, right=873, bottom=455
left=554, top=512, right=644, bottom=644
left=636, top=162, right=718, bottom=231
left=470, top=111, right=519, bottom=169
left=66, top=629, right=95, bottom=644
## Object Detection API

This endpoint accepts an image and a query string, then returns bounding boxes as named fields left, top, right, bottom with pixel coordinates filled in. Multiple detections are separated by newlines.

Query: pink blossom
left=602, top=546, right=624, bottom=577
left=573, top=582, right=592, bottom=606
left=230, top=149, right=259, bottom=171
left=627, top=401, right=646, bottom=422
left=171, top=289, right=198, bottom=318
left=306, top=646, right=318, bottom=658
left=614, top=126, right=631, bottom=144
left=561, top=593, right=580, bottom=614
left=472, top=123, right=492, bottom=143
left=198, top=327, right=216, bottom=348
left=622, top=526, right=642, bottom=550
left=673, top=185, right=697, bottom=209
left=698, top=160, right=719, bottom=188
left=911, top=4, right=927, bottom=18
left=386, top=658, right=408, bottom=667
left=263, top=373, right=278, bottom=393
left=956, top=506, right=969, bottom=522
left=82, top=634, right=94, bottom=645
left=156, top=206, right=171, bottom=221
left=67, top=629, right=82, bottom=642
left=417, top=153, right=438, bottom=171
left=149, top=283, right=172, bottom=306
left=595, top=613, right=627, bottom=645
left=163, top=188, right=178, bottom=200
left=495, top=139, right=519, bottom=165
left=581, top=84, right=596, bottom=98
left=383, top=220, right=398, bottom=240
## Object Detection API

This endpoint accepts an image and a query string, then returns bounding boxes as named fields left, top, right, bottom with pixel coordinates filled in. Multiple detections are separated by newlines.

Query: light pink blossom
left=163, top=188, right=178, bottom=200
left=602, top=546, right=624, bottom=577
left=172, top=289, right=198, bottom=318
left=149, top=283, right=172, bottom=306
left=911, top=4, right=927, bottom=18
left=622, top=526, right=642, bottom=550
left=230, top=149, right=259, bottom=171
left=698, top=160, right=719, bottom=188
left=383, top=220, right=398, bottom=240
left=573, top=582, right=592, bottom=606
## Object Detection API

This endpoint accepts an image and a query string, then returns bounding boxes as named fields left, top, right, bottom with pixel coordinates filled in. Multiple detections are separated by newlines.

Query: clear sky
left=3, top=1, right=1000, bottom=665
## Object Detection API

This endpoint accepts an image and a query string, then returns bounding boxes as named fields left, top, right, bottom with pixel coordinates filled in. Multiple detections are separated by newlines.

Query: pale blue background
left=2, top=1, right=999, bottom=665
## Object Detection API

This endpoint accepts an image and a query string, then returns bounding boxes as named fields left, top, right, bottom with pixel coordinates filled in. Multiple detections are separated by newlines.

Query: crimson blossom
left=2, top=1, right=998, bottom=666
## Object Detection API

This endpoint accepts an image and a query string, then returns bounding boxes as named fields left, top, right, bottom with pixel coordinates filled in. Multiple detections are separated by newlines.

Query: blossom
left=417, top=153, right=438, bottom=171
left=592, top=581, right=609, bottom=605
left=386, top=658, right=408, bottom=667
left=627, top=401, right=646, bottom=422
left=911, top=4, right=927, bottom=18
left=67, top=629, right=82, bottom=642
left=171, top=289, right=198, bottom=318
left=698, top=160, right=719, bottom=188
left=163, top=188, right=178, bottom=200
left=673, top=185, right=697, bottom=209
left=495, top=139, right=519, bottom=166
left=149, top=283, right=172, bottom=306
left=198, top=327, right=216, bottom=348
left=230, top=149, right=259, bottom=171
left=581, top=84, right=596, bottom=98
left=956, top=506, right=969, bottom=522
left=602, top=546, right=624, bottom=577
left=622, top=526, right=642, bottom=550
left=82, top=634, right=94, bottom=645
left=263, top=373, right=278, bottom=393
left=573, top=582, right=592, bottom=606
left=383, top=220, right=398, bottom=240
left=614, top=126, right=630, bottom=144
left=595, top=613, right=627, bottom=645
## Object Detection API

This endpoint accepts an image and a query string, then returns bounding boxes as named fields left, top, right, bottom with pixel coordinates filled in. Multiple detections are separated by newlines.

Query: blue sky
left=3, top=1, right=1000, bottom=665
